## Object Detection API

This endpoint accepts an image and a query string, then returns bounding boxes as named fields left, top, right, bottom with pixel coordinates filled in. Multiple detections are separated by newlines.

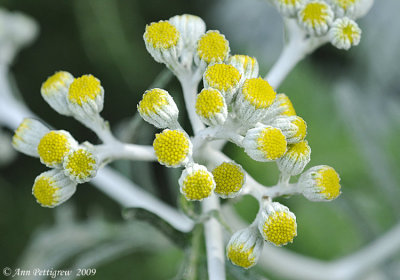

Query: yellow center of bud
left=227, top=244, right=255, bottom=269
left=38, top=131, right=70, bottom=166
left=153, top=130, right=190, bottom=167
left=340, top=23, right=359, bottom=44
left=144, top=21, right=180, bottom=49
left=138, top=89, right=169, bottom=116
left=286, top=141, right=311, bottom=158
left=197, top=31, right=229, bottom=64
left=316, top=167, right=341, bottom=200
left=68, top=75, right=102, bottom=106
left=41, top=71, right=72, bottom=96
left=242, top=78, right=276, bottom=109
left=292, top=116, right=307, bottom=139
left=65, top=149, right=97, bottom=180
left=33, top=176, right=58, bottom=207
left=300, top=2, right=330, bottom=27
left=182, top=170, right=214, bottom=200
left=212, top=162, right=245, bottom=197
left=195, top=89, right=224, bottom=118
left=262, top=212, right=297, bottom=246
left=257, top=127, right=287, bottom=160
left=204, top=64, right=241, bottom=93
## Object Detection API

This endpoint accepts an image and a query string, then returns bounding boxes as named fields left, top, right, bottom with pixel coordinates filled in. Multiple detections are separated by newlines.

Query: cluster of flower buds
left=142, top=14, right=343, bottom=270
left=269, top=0, right=373, bottom=50
left=11, top=71, right=115, bottom=207
left=143, top=14, right=230, bottom=78
left=11, top=11, right=346, bottom=271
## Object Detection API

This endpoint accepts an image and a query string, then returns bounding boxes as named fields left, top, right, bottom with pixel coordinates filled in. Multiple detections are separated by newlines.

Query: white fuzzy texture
left=144, top=21, right=183, bottom=67
left=277, top=141, right=311, bottom=176
left=195, top=88, right=227, bottom=127
left=270, top=116, right=298, bottom=138
left=202, top=62, right=241, bottom=105
left=178, top=163, right=215, bottom=201
left=298, top=165, right=341, bottom=201
left=226, top=226, right=264, bottom=269
left=258, top=202, right=297, bottom=246
left=138, top=89, right=179, bottom=129
left=262, top=93, right=294, bottom=122
left=228, top=55, right=259, bottom=82
left=274, top=0, right=305, bottom=17
left=270, top=116, right=306, bottom=144
left=63, top=146, right=99, bottom=184
left=41, top=71, right=74, bottom=116
left=38, top=130, right=79, bottom=169
left=169, top=14, right=206, bottom=52
left=67, top=84, right=105, bottom=121
left=234, top=92, right=270, bottom=125
left=298, top=1, right=334, bottom=36
left=329, top=17, right=361, bottom=50
left=328, top=0, right=368, bottom=18
left=12, top=118, right=50, bottom=157
left=32, top=169, right=77, bottom=208
left=243, top=125, right=287, bottom=162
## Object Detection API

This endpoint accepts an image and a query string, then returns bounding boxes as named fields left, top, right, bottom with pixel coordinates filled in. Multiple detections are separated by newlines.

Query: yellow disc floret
left=341, top=23, right=358, bottom=44
left=138, top=88, right=169, bottom=116
left=204, top=64, right=241, bottom=93
left=301, top=2, right=329, bottom=27
left=37, top=131, right=71, bottom=166
left=257, top=127, right=287, bottom=160
left=41, top=71, right=73, bottom=96
left=227, top=244, right=255, bottom=269
left=242, top=78, right=276, bottom=109
left=64, top=149, right=97, bottom=182
left=144, top=21, right=180, bottom=49
left=195, top=89, right=224, bottom=118
left=299, top=2, right=332, bottom=32
left=330, top=18, right=361, bottom=50
left=197, top=31, right=229, bottom=64
left=212, top=162, right=245, bottom=197
left=153, top=130, right=190, bottom=167
left=286, top=141, right=310, bottom=158
left=68, top=75, right=102, bottom=106
left=182, top=169, right=214, bottom=200
left=33, top=176, right=59, bottom=207
left=262, top=211, right=297, bottom=246
left=316, top=167, right=341, bottom=200
left=292, top=116, right=307, bottom=139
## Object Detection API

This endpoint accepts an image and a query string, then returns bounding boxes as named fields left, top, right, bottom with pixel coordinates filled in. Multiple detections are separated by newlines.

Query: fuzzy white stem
left=265, top=19, right=329, bottom=89
left=0, top=65, right=193, bottom=233
left=202, top=195, right=226, bottom=280
left=223, top=204, right=400, bottom=280
left=206, top=148, right=301, bottom=200
left=95, top=143, right=156, bottom=162
left=0, top=65, right=35, bottom=128
left=93, top=167, right=194, bottom=233
left=179, top=76, right=205, bottom=135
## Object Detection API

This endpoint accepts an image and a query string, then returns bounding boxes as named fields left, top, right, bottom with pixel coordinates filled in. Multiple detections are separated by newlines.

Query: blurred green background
left=0, top=0, right=399, bottom=279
